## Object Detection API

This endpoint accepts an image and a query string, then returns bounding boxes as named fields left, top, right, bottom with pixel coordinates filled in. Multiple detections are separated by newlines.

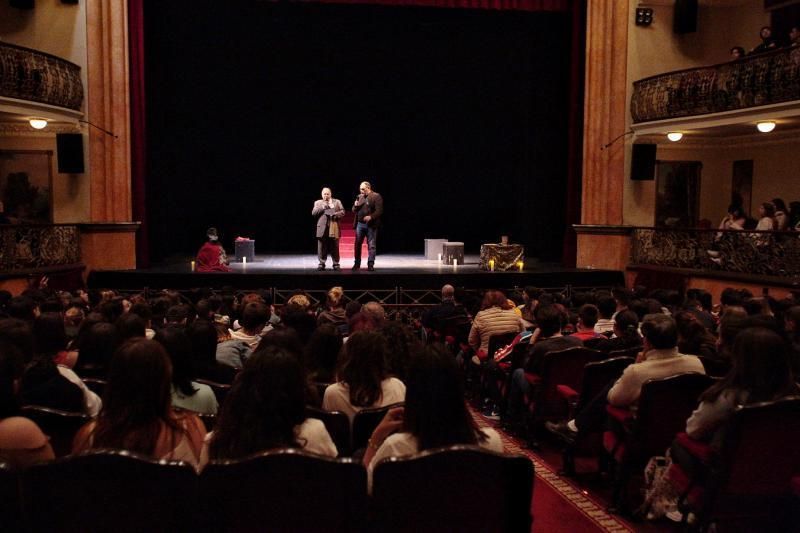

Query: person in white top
left=364, top=345, right=504, bottom=490
left=323, top=331, right=406, bottom=422
left=202, top=347, right=337, bottom=468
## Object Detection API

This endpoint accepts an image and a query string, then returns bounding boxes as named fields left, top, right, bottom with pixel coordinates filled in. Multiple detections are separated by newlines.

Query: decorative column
left=82, top=0, right=137, bottom=270
left=576, top=0, right=631, bottom=271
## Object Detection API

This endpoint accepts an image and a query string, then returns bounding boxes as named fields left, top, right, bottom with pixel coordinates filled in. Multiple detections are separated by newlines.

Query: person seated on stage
left=195, top=227, right=231, bottom=272
left=570, top=304, right=603, bottom=342
left=201, top=347, right=337, bottom=468
left=322, top=331, right=406, bottom=422
left=216, top=302, right=268, bottom=370
left=546, top=314, right=705, bottom=443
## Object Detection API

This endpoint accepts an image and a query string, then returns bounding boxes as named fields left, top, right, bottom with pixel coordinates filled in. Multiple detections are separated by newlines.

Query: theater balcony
left=0, top=40, right=84, bottom=124
left=630, top=45, right=800, bottom=136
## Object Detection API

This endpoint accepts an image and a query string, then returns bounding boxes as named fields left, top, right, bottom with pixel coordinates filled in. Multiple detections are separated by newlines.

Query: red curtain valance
left=294, top=0, right=571, bottom=12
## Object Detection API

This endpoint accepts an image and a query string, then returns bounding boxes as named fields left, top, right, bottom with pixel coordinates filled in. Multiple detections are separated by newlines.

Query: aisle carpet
left=471, top=410, right=633, bottom=533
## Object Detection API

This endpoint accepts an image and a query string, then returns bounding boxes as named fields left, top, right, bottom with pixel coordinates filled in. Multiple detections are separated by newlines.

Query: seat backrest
left=372, top=445, right=534, bottom=533
left=719, top=396, right=800, bottom=497
left=696, top=355, right=731, bottom=379
left=534, top=347, right=605, bottom=420
left=21, top=449, right=198, bottom=533
left=194, top=378, right=231, bottom=407
left=634, top=372, right=713, bottom=460
left=351, top=402, right=404, bottom=452
left=20, top=405, right=90, bottom=457
left=487, top=331, right=519, bottom=358
left=577, top=356, right=635, bottom=412
left=439, top=315, right=472, bottom=343
left=200, top=449, right=366, bottom=533
left=607, top=346, right=641, bottom=359
left=80, top=377, right=107, bottom=398
left=306, top=406, right=352, bottom=456
left=0, top=462, right=21, bottom=533
left=311, top=382, right=332, bottom=407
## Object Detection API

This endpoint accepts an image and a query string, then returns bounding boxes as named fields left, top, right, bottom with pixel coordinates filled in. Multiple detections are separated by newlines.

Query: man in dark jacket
left=351, top=180, right=383, bottom=271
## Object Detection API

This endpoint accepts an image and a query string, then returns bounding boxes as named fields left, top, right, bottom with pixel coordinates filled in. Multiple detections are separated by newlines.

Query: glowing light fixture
left=756, top=121, right=776, bottom=133
left=29, top=118, right=48, bottom=130
left=666, top=132, right=683, bottom=142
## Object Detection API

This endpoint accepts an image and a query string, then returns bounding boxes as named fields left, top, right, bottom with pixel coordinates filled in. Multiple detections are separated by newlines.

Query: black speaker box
left=630, top=143, right=657, bottom=181
left=56, top=133, right=85, bottom=174
left=674, top=0, right=698, bottom=34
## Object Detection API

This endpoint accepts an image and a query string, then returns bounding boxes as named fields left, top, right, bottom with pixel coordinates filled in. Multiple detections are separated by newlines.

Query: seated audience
left=187, top=319, right=237, bottom=384
left=674, top=311, right=717, bottom=359
left=468, top=290, right=524, bottom=356
left=323, top=331, right=406, bottom=421
left=72, top=339, right=205, bottom=468
left=594, top=292, right=616, bottom=334
left=201, top=347, right=337, bottom=467
left=380, top=321, right=422, bottom=382
left=305, top=323, right=342, bottom=384
left=364, top=344, right=503, bottom=488
left=155, top=327, right=218, bottom=415
left=217, top=301, right=268, bottom=369
left=0, top=341, right=55, bottom=468
left=547, top=314, right=705, bottom=441
left=21, top=313, right=101, bottom=416
left=317, top=286, right=347, bottom=332
left=74, top=322, right=121, bottom=378
left=571, top=304, right=603, bottom=342
left=684, top=327, right=798, bottom=441
left=594, top=310, right=642, bottom=354
left=773, top=198, right=789, bottom=231
left=729, top=46, right=745, bottom=60
left=421, top=284, right=468, bottom=331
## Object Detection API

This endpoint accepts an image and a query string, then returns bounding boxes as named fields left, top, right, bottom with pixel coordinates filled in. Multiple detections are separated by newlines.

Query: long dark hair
left=340, top=331, right=388, bottom=407
left=0, top=341, right=25, bottom=418
left=403, top=345, right=486, bottom=450
left=154, top=327, right=198, bottom=397
left=209, top=347, right=307, bottom=460
left=613, top=310, right=641, bottom=344
left=91, top=339, right=180, bottom=455
left=700, top=327, right=798, bottom=404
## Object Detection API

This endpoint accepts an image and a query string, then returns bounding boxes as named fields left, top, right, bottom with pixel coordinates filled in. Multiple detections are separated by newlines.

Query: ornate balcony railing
left=0, top=41, right=83, bottom=111
left=631, top=46, right=800, bottom=123
left=631, top=227, right=800, bottom=278
left=0, top=224, right=81, bottom=271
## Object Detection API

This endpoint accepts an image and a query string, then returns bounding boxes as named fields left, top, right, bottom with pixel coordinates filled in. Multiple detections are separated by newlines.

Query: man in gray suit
left=312, top=187, right=345, bottom=270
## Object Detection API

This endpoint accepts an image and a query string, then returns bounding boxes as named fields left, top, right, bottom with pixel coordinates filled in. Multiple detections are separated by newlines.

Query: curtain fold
left=129, top=0, right=149, bottom=267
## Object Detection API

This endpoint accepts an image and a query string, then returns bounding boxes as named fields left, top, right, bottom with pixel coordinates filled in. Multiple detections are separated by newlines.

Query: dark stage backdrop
left=143, top=2, right=574, bottom=263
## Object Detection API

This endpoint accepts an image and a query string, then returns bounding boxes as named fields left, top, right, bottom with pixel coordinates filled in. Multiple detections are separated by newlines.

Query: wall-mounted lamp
left=666, top=131, right=683, bottom=142
left=29, top=118, right=48, bottom=130
left=756, top=121, right=776, bottom=133
left=636, top=7, right=654, bottom=26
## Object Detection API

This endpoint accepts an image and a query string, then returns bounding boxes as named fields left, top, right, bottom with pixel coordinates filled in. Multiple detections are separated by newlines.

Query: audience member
left=594, top=292, right=616, bottom=334
left=729, top=46, right=745, bottom=60
left=322, top=331, right=406, bottom=421
left=305, top=323, right=342, bottom=384
left=74, top=322, right=120, bottom=378
left=217, top=302, right=268, bottom=369
left=571, top=304, right=602, bottom=342
left=364, top=344, right=503, bottom=489
left=155, top=327, right=218, bottom=415
left=595, top=310, right=642, bottom=353
left=467, top=290, right=524, bottom=356
left=421, top=284, right=468, bottom=331
left=72, top=339, right=205, bottom=468
left=317, top=286, right=347, bottom=332
left=751, top=25, right=778, bottom=54
left=187, top=319, right=237, bottom=384
left=202, top=347, right=337, bottom=467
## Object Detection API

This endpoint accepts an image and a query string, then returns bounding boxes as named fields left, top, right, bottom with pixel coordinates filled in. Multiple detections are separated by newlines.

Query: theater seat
left=200, top=448, right=366, bottom=532
left=0, top=462, right=21, bottom=533
left=20, top=405, right=90, bottom=457
left=372, top=445, right=534, bottom=533
left=351, top=402, right=404, bottom=455
left=21, top=449, right=198, bottom=533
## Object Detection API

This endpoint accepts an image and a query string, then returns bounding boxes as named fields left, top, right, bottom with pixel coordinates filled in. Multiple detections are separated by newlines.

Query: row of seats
left=1, top=446, right=534, bottom=533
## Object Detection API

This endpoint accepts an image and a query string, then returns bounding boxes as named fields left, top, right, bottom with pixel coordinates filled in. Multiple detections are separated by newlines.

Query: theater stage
left=87, top=253, right=624, bottom=292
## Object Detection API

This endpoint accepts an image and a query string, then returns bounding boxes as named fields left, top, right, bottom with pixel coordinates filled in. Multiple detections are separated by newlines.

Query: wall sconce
left=29, top=118, right=48, bottom=130
left=666, top=132, right=683, bottom=142
left=756, top=121, right=776, bottom=133
left=635, top=7, right=653, bottom=26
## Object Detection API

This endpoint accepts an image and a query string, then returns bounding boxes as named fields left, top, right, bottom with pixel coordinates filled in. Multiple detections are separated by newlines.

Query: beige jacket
left=468, top=307, right=524, bottom=353
left=607, top=347, right=705, bottom=407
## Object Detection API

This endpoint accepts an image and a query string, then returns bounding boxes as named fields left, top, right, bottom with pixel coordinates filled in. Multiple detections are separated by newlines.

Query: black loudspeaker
left=674, top=0, right=698, bottom=34
left=630, top=143, right=657, bottom=181
left=9, top=0, right=35, bottom=9
left=56, top=133, right=85, bottom=174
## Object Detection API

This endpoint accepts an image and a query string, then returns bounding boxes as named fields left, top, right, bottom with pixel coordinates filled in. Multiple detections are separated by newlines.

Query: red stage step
left=339, top=212, right=368, bottom=260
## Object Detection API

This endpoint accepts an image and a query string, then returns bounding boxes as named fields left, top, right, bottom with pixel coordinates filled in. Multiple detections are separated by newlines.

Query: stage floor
left=87, top=253, right=625, bottom=292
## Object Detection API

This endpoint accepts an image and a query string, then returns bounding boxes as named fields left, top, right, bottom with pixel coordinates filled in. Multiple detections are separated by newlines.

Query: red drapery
left=127, top=0, right=583, bottom=267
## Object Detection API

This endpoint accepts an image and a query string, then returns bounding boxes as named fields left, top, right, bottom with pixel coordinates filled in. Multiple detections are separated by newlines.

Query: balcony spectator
left=729, top=46, right=745, bottom=60
left=789, top=26, right=799, bottom=47
left=789, top=201, right=800, bottom=231
left=773, top=198, right=789, bottom=231
left=751, top=26, right=778, bottom=54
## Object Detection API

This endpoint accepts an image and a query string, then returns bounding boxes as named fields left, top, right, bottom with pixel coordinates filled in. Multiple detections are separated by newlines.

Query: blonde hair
left=327, top=286, right=344, bottom=307
left=287, top=294, right=311, bottom=310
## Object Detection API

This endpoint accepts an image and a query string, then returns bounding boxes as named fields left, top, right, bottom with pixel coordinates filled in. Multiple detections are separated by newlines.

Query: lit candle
left=517, top=260, right=524, bottom=272
left=489, top=259, right=495, bottom=272
left=190, top=261, right=195, bottom=272
left=438, top=253, right=442, bottom=263
left=453, top=258, right=457, bottom=268
left=242, top=257, right=247, bottom=267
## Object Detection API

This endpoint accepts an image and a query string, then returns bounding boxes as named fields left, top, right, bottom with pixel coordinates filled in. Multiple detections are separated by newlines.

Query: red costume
left=196, top=242, right=231, bottom=272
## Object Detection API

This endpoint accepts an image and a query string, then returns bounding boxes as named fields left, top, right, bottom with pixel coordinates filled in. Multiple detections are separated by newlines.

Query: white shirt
left=322, top=378, right=406, bottom=422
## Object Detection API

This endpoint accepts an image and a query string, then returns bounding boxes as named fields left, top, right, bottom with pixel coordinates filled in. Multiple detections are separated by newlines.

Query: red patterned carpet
left=470, top=409, right=634, bottom=533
